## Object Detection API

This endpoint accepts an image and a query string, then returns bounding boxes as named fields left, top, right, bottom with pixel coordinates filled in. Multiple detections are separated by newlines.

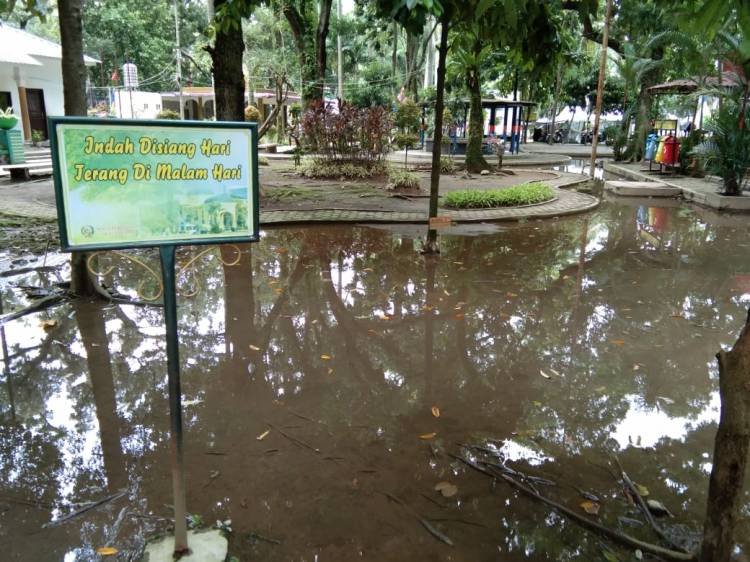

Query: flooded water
left=1, top=199, right=750, bottom=561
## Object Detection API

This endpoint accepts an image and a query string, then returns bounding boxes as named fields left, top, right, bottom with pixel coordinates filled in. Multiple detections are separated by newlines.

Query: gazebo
left=423, top=98, right=537, bottom=155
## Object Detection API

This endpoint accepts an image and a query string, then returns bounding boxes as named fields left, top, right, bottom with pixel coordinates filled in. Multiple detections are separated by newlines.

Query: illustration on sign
left=50, top=118, right=259, bottom=250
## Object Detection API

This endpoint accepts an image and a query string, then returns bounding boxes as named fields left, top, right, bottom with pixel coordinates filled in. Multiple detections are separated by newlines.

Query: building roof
left=647, top=71, right=744, bottom=95
left=0, top=22, right=99, bottom=66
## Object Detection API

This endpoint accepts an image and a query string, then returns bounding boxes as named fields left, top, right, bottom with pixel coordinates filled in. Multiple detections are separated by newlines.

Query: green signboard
left=50, top=117, right=259, bottom=251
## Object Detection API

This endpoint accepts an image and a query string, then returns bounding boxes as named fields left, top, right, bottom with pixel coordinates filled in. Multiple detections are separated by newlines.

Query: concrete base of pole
left=141, top=529, right=228, bottom=562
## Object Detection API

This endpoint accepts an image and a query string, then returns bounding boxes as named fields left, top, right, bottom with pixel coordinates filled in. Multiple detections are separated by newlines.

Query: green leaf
left=475, top=0, right=493, bottom=20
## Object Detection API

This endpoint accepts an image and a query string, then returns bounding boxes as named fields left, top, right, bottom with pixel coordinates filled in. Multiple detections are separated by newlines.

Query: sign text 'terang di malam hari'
left=51, top=119, right=259, bottom=251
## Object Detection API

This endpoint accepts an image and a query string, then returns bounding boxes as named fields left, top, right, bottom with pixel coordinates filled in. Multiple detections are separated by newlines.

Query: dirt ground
left=260, top=161, right=576, bottom=213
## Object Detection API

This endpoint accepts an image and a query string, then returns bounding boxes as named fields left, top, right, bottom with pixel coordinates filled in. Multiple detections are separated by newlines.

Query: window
left=0, top=91, right=11, bottom=110
left=156, top=104, right=161, bottom=110
left=144, top=104, right=148, bottom=109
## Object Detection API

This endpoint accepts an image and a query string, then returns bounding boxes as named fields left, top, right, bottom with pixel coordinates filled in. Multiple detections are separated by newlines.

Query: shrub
left=693, top=100, right=750, bottom=195
left=300, top=158, right=388, bottom=179
left=680, top=129, right=705, bottom=176
left=611, top=129, right=628, bottom=161
left=301, top=101, right=392, bottom=165
left=156, top=109, right=180, bottom=120
left=442, top=182, right=554, bottom=209
left=440, top=156, right=456, bottom=174
left=387, top=167, right=421, bottom=190
left=258, top=155, right=269, bottom=166
left=244, top=105, right=261, bottom=122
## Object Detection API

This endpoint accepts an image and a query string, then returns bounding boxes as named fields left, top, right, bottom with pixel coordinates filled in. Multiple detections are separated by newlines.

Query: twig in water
left=613, top=456, right=686, bottom=553
left=43, top=490, right=127, bottom=528
left=265, top=422, right=320, bottom=454
left=247, top=531, right=282, bottom=545
left=449, top=454, right=695, bottom=562
left=381, top=491, right=453, bottom=547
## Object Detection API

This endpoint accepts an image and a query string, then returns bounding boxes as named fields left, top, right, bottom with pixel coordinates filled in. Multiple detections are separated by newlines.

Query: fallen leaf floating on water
left=96, top=547, right=118, bottom=556
left=656, top=396, right=675, bottom=405
left=602, top=550, right=620, bottom=562
left=549, top=368, right=562, bottom=377
left=610, top=339, right=626, bottom=346
left=434, top=481, right=458, bottom=498
left=454, top=313, right=465, bottom=320
left=327, top=368, right=334, bottom=375
left=635, top=483, right=649, bottom=497
left=419, top=432, right=437, bottom=440
left=580, top=500, right=600, bottom=515
left=539, top=370, right=551, bottom=379
left=594, top=386, right=606, bottom=392
left=249, top=344, right=261, bottom=351
left=40, top=319, right=57, bottom=330
left=320, top=354, right=332, bottom=360
left=431, top=406, right=440, bottom=418
left=256, top=429, right=270, bottom=441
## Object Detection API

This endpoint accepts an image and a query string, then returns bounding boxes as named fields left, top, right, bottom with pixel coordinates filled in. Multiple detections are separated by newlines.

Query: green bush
left=442, top=182, right=554, bottom=209
left=387, top=167, right=421, bottom=190
left=440, top=156, right=456, bottom=174
left=156, top=109, right=180, bottom=120
left=300, top=158, right=387, bottom=179
left=693, top=100, right=750, bottom=195
left=244, top=105, right=261, bottom=122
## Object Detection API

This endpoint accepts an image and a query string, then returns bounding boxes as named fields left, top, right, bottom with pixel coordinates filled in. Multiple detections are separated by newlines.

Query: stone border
left=603, top=162, right=750, bottom=212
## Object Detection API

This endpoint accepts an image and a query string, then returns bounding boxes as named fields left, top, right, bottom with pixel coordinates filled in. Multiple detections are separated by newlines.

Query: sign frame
left=49, top=116, right=260, bottom=252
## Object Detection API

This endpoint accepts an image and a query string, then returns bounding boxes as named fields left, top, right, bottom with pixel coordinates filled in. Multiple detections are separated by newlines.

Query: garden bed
left=442, top=182, right=555, bottom=209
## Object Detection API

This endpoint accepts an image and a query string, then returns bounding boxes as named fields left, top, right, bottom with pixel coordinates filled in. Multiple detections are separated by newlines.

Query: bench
left=0, top=160, right=53, bottom=180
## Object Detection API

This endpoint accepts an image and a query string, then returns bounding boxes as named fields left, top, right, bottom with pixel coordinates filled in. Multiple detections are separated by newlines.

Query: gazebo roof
left=647, top=71, right=744, bottom=95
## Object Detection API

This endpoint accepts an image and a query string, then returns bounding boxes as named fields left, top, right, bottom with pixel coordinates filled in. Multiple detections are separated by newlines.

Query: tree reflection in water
left=0, top=200, right=749, bottom=561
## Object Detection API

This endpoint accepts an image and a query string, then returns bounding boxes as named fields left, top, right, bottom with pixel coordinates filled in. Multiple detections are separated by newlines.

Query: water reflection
left=1, top=200, right=749, bottom=560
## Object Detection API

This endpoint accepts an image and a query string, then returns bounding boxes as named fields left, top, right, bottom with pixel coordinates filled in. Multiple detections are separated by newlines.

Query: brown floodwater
left=1, top=197, right=750, bottom=561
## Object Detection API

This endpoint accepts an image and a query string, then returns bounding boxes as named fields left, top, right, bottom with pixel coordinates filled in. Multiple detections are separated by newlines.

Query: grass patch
left=387, top=167, right=421, bottom=190
left=442, top=182, right=554, bottom=209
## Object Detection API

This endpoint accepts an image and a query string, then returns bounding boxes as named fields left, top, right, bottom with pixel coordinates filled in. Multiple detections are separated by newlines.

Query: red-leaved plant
left=301, top=101, right=392, bottom=167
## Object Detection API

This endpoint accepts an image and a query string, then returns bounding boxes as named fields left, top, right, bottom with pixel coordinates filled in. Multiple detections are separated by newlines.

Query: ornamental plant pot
left=0, top=115, right=18, bottom=130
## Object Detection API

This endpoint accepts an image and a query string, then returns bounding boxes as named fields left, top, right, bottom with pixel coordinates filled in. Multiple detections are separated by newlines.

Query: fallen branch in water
left=43, top=490, right=127, bottom=528
left=451, top=453, right=696, bottom=562
left=0, top=293, right=65, bottom=326
left=613, top=456, right=687, bottom=553
left=381, top=491, right=454, bottom=547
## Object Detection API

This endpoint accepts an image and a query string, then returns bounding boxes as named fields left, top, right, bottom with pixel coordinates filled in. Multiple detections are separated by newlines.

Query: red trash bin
left=662, top=135, right=677, bottom=165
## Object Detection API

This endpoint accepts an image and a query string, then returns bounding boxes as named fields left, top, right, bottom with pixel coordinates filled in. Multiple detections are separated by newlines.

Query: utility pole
left=173, top=0, right=184, bottom=119
left=337, top=0, right=343, bottom=101
left=590, top=0, right=613, bottom=177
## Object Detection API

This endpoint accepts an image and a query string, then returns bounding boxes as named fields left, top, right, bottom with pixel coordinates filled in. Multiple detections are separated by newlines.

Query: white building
left=0, top=23, right=98, bottom=141
left=111, top=89, right=164, bottom=119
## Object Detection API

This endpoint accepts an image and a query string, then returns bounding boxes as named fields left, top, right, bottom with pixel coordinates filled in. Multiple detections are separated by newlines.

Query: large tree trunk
left=283, top=1, right=332, bottom=109
left=209, top=0, right=245, bottom=122
left=700, top=309, right=750, bottom=562
left=58, top=0, right=95, bottom=297
left=465, top=54, right=488, bottom=173
left=423, top=18, right=449, bottom=255
left=631, top=49, right=663, bottom=162
left=315, top=0, right=333, bottom=104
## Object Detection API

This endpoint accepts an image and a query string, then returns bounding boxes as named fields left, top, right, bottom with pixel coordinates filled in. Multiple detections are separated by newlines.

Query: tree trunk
left=209, top=0, right=245, bottom=122
left=314, top=0, right=333, bottom=104
left=550, top=64, right=563, bottom=145
left=58, top=0, right=95, bottom=297
left=465, top=58, right=488, bottom=173
left=423, top=19, right=449, bottom=255
left=589, top=0, right=613, bottom=177
left=283, top=1, right=332, bottom=109
left=632, top=49, right=663, bottom=162
left=392, top=21, right=399, bottom=96
left=700, top=309, right=750, bottom=562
